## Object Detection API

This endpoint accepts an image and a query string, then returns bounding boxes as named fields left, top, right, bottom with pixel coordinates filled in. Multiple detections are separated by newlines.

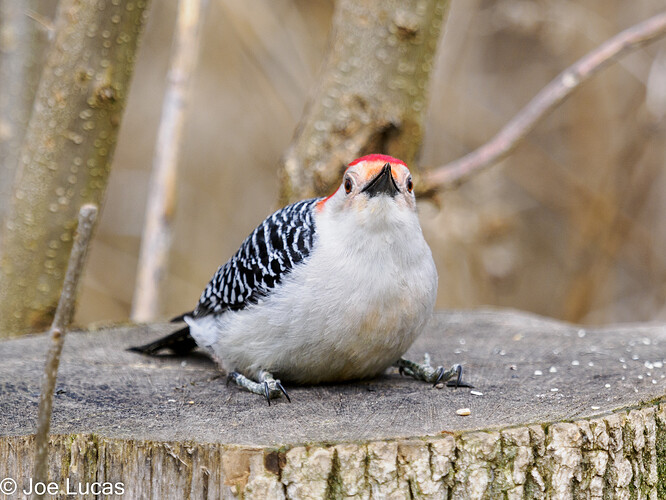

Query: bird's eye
left=344, top=177, right=353, bottom=194
left=406, top=177, right=413, bottom=193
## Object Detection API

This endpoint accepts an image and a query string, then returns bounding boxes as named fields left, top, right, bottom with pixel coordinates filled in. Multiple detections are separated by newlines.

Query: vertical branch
left=32, top=204, right=98, bottom=498
left=0, top=0, right=150, bottom=337
left=278, top=0, right=451, bottom=204
left=131, top=0, right=208, bottom=322
left=0, top=1, right=52, bottom=234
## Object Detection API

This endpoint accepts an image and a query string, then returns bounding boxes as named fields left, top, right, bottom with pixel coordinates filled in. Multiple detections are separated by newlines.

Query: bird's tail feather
left=128, top=325, right=196, bottom=356
left=170, top=311, right=192, bottom=323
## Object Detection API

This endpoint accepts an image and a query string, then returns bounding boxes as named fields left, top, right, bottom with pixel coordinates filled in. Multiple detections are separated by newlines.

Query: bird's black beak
left=361, top=163, right=399, bottom=198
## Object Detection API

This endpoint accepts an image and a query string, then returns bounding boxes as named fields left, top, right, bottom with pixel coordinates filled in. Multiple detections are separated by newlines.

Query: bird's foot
left=396, top=354, right=466, bottom=388
left=227, top=370, right=291, bottom=405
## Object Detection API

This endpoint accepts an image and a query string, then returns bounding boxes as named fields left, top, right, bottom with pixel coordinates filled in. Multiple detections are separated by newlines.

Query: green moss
left=656, top=412, right=666, bottom=498
left=83, top=434, right=101, bottom=484
left=59, top=434, right=73, bottom=487
left=325, top=447, right=343, bottom=499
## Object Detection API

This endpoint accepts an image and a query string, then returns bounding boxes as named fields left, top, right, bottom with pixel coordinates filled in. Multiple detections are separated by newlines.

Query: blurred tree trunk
left=0, top=1, right=53, bottom=237
left=0, top=0, right=150, bottom=338
left=131, top=0, right=208, bottom=323
left=279, top=0, right=450, bottom=204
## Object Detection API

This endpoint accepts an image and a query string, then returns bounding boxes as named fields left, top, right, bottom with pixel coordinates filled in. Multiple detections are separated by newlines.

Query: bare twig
left=131, top=0, right=208, bottom=322
left=425, top=11, right=666, bottom=190
left=32, top=204, right=98, bottom=497
left=25, top=9, right=56, bottom=38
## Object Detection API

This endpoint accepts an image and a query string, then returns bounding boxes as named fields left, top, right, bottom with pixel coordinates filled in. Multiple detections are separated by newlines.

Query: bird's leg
left=226, top=370, right=291, bottom=405
left=395, top=354, right=463, bottom=387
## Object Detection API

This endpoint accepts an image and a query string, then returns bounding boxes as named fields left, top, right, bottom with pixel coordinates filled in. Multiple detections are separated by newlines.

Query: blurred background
left=56, top=0, right=666, bottom=326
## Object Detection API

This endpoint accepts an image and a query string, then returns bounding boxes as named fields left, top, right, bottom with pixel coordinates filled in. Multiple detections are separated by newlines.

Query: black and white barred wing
left=191, top=198, right=319, bottom=319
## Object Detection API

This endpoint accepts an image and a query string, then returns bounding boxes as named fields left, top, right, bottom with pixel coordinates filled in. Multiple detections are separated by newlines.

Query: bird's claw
left=395, top=357, right=466, bottom=388
left=227, top=370, right=291, bottom=404
left=432, top=366, right=445, bottom=387
left=261, top=376, right=291, bottom=406
left=263, top=381, right=271, bottom=405
left=443, top=364, right=473, bottom=388
left=276, top=380, right=291, bottom=402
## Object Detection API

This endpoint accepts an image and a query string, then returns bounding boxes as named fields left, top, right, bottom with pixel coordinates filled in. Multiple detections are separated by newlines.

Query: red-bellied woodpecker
left=131, top=154, right=462, bottom=403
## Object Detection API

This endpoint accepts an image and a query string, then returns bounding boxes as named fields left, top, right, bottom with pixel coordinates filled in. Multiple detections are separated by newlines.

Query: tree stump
left=1, top=309, right=665, bottom=499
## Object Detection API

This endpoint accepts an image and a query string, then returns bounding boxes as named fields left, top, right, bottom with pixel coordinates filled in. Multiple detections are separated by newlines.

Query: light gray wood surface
left=1, top=309, right=665, bottom=498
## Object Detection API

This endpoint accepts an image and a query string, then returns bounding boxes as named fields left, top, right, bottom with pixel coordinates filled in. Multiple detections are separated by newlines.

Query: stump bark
left=1, top=309, right=665, bottom=499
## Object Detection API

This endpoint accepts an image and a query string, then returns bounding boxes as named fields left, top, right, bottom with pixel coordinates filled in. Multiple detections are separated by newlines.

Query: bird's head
left=316, top=155, right=416, bottom=226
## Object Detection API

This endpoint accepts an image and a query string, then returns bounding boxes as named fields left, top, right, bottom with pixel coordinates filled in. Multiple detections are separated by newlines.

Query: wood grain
left=1, top=309, right=665, bottom=498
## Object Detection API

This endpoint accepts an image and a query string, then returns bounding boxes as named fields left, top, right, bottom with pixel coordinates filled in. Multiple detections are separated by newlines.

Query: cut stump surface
left=1, top=309, right=665, bottom=498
